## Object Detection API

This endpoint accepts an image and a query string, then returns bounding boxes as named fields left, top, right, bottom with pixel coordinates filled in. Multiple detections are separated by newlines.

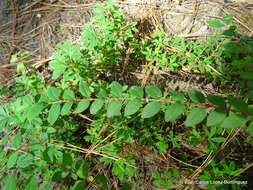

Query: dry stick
left=229, top=162, right=253, bottom=180
left=166, top=153, right=199, bottom=169
left=0, top=47, right=41, bottom=69
left=23, top=0, right=44, bottom=11
left=189, top=151, right=215, bottom=180
left=41, top=2, right=97, bottom=8
left=123, top=14, right=149, bottom=72
left=54, top=142, right=136, bottom=168
left=187, top=126, right=243, bottom=185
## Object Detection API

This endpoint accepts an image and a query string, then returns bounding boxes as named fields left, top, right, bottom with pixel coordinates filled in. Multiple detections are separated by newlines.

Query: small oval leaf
left=124, top=99, right=142, bottom=116
left=129, top=86, right=143, bottom=98
left=47, top=87, right=61, bottom=101
left=79, top=81, right=91, bottom=98
left=73, top=101, right=90, bottom=114
left=207, top=108, right=226, bottom=127
left=188, top=89, right=205, bottom=103
left=61, top=101, right=73, bottom=116
left=207, top=95, right=226, bottom=107
left=141, top=102, right=161, bottom=118
left=107, top=100, right=122, bottom=118
left=228, top=97, right=248, bottom=113
left=47, top=103, right=61, bottom=125
left=186, top=107, right=206, bottom=127
left=110, top=81, right=123, bottom=97
left=165, top=103, right=184, bottom=122
left=63, top=89, right=75, bottom=100
left=90, top=100, right=104, bottom=115
left=221, top=114, right=247, bottom=129
left=145, top=86, right=162, bottom=99
left=7, top=152, right=19, bottom=169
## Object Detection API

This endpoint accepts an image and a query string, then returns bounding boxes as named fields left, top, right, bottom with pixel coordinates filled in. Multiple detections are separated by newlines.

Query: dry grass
left=0, top=0, right=253, bottom=189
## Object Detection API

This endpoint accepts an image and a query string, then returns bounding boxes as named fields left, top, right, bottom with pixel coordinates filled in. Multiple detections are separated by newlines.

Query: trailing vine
left=0, top=0, right=253, bottom=189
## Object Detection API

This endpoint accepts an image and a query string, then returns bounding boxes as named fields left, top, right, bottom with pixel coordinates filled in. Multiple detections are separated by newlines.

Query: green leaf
left=47, top=127, right=56, bottom=134
left=207, top=20, right=225, bottom=28
left=11, top=134, right=21, bottom=148
left=246, top=90, right=253, bottom=100
left=207, top=95, right=226, bottom=107
left=52, top=171, right=63, bottom=182
left=27, top=103, right=45, bottom=122
left=228, top=97, right=248, bottom=112
left=221, top=114, right=247, bottom=129
left=7, top=152, right=19, bottom=169
left=90, top=99, right=104, bottom=115
left=17, top=154, right=34, bottom=168
left=77, top=163, right=88, bottom=178
left=107, top=100, right=122, bottom=118
left=61, top=101, right=73, bottom=116
left=50, top=61, right=67, bottom=79
left=47, top=87, right=61, bottom=101
left=62, top=153, right=72, bottom=167
left=169, top=90, right=185, bottom=102
left=70, top=180, right=86, bottom=190
left=124, top=99, right=142, bottom=116
left=41, top=183, right=52, bottom=190
left=23, top=95, right=34, bottom=106
left=96, top=88, right=107, bottom=99
left=63, top=89, right=75, bottom=100
left=17, top=63, right=25, bottom=74
left=112, top=160, right=125, bottom=177
left=1, top=135, right=9, bottom=146
left=95, top=175, right=107, bottom=190
left=246, top=121, right=253, bottom=132
left=188, top=89, right=205, bottom=103
left=211, top=137, right=225, bottom=143
left=240, top=72, right=253, bottom=80
left=207, top=108, right=226, bottom=127
left=186, top=107, right=206, bottom=127
left=79, top=81, right=91, bottom=98
left=110, top=81, right=123, bottom=97
left=165, top=103, right=184, bottom=122
left=73, top=101, right=90, bottom=114
left=129, top=86, right=143, bottom=98
left=25, top=176, right=38, bottom=190
left=120, top=183, right=132, bottom=190
left=145, top=86, right=162, bottom=99
left=5, top=172, right=16, bottom=190
left=47, top=103, right=61, bottom=125
left=141, top=102, right=161, bottom=119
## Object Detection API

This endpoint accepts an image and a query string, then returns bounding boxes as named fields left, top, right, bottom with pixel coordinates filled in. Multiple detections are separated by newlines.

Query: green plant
left=199, top=159, right=244, bottom=190
left=152, top=168, right=180, bottom=189
left=0, top=1, right=252, bottom=189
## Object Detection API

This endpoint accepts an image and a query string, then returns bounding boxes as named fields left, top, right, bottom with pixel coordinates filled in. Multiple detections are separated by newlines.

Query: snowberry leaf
left=165, top=103, right=184, bottom=122
left=73, top=101, right=90, bottom=114
left=186, top=107, right=206, bottom=127
left=63, top=89, right=75, bottom=100
left=207, top=108, right=226, bottom=127
left=221, top=114, right=247, bottom=129
left=107, top=100, right=122, bottom=118
left=207, top=95, right=226, bottom=107
left=110, top=81, right=123, bottom=97
left=129, top=86, right=143, bottom=98
left=124, top=99, right=142, bottom=116
left=61, top=101, right=73, bottom=116
left=90, top=100, right=104, bottom=115
left=145, top=86, right=162, bottom=99
left=141, top=102, right=161, bottom=118
left=79, top=81, right=91, bottom=98
left=188, top=89, right=205, bottom=103
left=48, top=103, right=61, bottom=125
